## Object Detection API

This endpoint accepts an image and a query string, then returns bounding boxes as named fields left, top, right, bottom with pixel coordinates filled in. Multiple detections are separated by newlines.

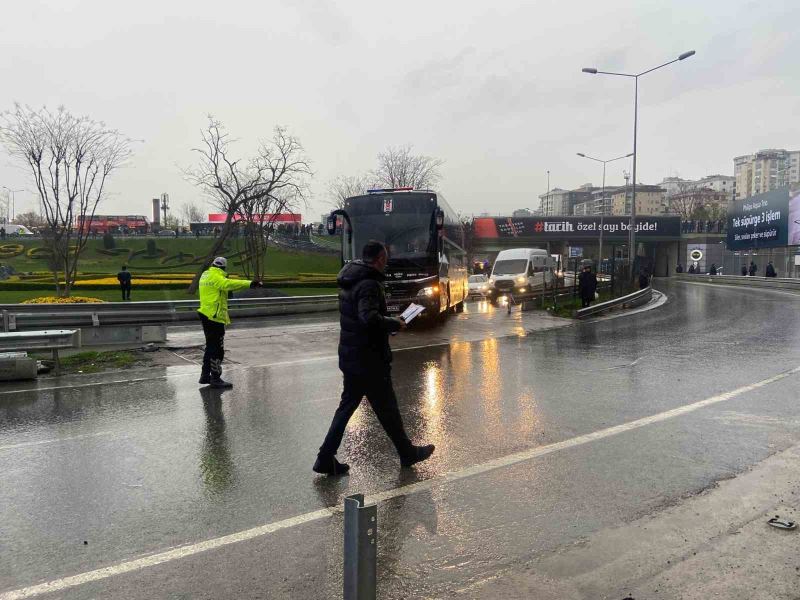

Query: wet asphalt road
left=2, top=279, right=800, bottom=599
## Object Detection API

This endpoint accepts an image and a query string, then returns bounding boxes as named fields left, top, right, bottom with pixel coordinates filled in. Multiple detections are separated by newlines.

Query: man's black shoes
left=209, top=377, right=233, bottom=389
left=313, top=455, right=350, bottom=476
left=198, top=375, right=211, bottom=385
left=401, top=444, right=435, bottom=468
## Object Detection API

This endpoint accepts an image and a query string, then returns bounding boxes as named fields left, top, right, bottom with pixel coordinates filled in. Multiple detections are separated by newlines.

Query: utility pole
left=623, top=171, right=631, bottom=266
left=546, top=170, right=550, bottom=216
left=161, top=193, right=170, bottom=228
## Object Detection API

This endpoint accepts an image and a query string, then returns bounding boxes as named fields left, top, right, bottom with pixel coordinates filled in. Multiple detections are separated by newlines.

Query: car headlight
left=488, top=277, right=495, bottom=285
left=516, top=276, right=526, bottom=284
left=480, top=285, right=487, bottom=290
left=519, top=287, right=526, bottom=293
left=417, top=286, right=438, bottom=297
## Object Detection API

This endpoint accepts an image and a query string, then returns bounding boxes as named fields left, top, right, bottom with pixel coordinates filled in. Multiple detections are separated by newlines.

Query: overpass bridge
left=472, top=215, right=725, bottom=276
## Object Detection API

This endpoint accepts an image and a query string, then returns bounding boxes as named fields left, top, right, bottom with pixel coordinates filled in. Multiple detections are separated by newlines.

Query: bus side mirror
left=326, top=215, right=337, bottom=235
left=435, top=209, right=445, bottom=230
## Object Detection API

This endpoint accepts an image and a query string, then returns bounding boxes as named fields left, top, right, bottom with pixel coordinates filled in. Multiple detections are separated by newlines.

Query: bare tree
left=185, top=117, right=311, bottom=292
left=236, top=189, right=303, bottom=280
left=372, top=145, right=444, bottom=190
left=13, top=210, right=47, bottom=230
left=180, top=201, right=205, bottom=225
left=0, top=104, right=131, bottom=295
left=327, top=174, right=374, bottom=209
left=667, top=181, right=700, bottom=220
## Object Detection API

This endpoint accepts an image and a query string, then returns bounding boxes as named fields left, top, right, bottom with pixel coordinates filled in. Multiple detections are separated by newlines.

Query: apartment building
left=734, top=149, right=800, bottom=200
left=610, top=185, right=666, bottom=216
left=660, top=175, right=734, bottom=198
left=537, top=184, right=596, bottom=216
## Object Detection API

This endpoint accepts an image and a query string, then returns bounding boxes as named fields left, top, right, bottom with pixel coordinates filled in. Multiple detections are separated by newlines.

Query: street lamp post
left=1, top=187, right=24, bottom=223
left=582, top=50, right=695, bottom=281
left=576, top=152, right=633, bottom=270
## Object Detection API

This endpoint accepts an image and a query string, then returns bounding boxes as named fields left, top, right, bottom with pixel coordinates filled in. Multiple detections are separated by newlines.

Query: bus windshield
left=493, top=259, right=528, bottom=275
left=345, top=194, right=437, bottom=267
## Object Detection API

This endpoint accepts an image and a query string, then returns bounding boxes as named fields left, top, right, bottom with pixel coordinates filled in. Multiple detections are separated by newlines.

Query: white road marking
left=2, top=365, right=798, bottom=600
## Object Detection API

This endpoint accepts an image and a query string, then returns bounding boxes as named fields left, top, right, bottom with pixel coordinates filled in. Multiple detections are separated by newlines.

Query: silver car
left=468, top=274, right=489, bottom=299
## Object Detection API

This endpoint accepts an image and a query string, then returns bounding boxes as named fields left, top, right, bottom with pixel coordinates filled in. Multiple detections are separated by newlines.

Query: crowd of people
left=678, top=259, right=779, bottom=277
left=681, top=220, right=726, bottom=234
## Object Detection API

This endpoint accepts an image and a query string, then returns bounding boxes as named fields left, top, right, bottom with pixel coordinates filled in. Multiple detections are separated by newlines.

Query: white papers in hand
left=400, top=303, right=425, bottom=324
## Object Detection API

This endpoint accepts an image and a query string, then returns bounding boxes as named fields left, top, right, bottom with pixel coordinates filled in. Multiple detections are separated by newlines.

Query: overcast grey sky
left=1, top=0, right=798, bottom=220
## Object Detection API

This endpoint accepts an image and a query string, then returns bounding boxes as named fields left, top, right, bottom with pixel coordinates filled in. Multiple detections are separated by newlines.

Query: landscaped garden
left=0, top=238, right=340, bottom=303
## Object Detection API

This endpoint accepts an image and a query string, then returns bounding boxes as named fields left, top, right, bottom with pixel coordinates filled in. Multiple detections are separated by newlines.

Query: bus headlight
left=488, top=277, right=495, bottom=285
left=417, top=286, right=438, bottom=297
left=519, top=287, right=527, bottom=293
left=516, top=276, right=526, bottom=284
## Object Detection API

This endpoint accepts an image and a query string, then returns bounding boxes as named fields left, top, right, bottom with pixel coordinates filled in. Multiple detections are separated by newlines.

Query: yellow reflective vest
left=197, top=266, right=252, bottom=325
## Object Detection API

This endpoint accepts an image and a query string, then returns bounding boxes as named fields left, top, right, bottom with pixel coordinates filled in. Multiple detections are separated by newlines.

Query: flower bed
left=21, top=296, right=105, bottom=304
left=0, top=244, right=24, bottom=258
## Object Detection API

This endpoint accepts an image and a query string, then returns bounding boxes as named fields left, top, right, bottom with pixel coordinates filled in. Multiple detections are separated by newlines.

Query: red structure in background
left=76, top=215, right=149, bottom=234
left=206, top=213, right=301, bottom=224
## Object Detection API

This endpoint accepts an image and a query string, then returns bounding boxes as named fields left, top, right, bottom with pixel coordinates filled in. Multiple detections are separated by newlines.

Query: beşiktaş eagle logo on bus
left=534, top=220, right=574, bottom=233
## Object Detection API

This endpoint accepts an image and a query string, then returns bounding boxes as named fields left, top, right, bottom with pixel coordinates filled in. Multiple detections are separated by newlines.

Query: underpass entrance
left=472, top=216, right=682, bottom=277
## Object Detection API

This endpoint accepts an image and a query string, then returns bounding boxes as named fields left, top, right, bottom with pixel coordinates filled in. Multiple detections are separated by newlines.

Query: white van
left=1, top=224, right=34, bottom=236
left=488, top=248, right=555, bottom=303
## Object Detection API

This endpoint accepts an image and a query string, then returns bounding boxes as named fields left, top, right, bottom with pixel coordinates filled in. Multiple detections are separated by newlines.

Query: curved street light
left=576, top=152, right=634, bottom=267
left=582, top=50, right=696, bottom=279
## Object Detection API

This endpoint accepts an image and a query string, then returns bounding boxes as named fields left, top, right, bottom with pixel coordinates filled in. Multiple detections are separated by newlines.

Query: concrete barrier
left=674, top=273, right=800, bottom=291
left=574, top=287, right=653, bottom=319
left=0, top=296, right=339, bottom=344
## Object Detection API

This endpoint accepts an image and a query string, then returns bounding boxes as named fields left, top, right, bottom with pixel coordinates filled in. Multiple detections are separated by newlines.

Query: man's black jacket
left=337, top=261, right=402, bottom=376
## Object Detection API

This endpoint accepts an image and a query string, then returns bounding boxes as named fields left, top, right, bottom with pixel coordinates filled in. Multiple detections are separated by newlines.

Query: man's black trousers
left=200, top=313, right=225, bottom=378
left=319, top=372, right=414, bottom=459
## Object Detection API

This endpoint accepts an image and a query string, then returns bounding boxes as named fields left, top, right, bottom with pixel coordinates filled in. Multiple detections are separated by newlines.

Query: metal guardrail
left=674, top=273, right=800, bottom=291
left=0, top=329, right=81, bottom=375
left=0, top=295, right=338, bottom=332
left=574, top=286, right=653, bottom=319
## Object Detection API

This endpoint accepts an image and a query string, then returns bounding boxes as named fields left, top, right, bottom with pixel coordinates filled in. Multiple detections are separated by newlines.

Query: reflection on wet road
left=2, top=280, right=800, bottom=599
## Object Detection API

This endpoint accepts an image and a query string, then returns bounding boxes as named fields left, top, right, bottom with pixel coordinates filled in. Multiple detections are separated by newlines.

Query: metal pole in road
left=576, top=152, right=633, bottom=272
left=344, top=494, right=377, bottom=600
left=2, top=187, right=24, bottom=222
left=582, top=49, right=695, bottom=281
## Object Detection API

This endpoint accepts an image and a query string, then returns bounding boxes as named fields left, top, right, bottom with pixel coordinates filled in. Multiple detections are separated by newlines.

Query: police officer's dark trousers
left=199, top=313, right=225, bottom=379
left=319, top=372, right=414, bottom=459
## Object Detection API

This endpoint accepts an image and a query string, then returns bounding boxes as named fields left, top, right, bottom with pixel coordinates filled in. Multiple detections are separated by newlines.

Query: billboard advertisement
left=473, top=216, right=681, bottom=240
left=789, top=189, right=800, bottom=246
left=727, top=188, right=791, bottom=250
left=207, top=213, right=301, bottom=224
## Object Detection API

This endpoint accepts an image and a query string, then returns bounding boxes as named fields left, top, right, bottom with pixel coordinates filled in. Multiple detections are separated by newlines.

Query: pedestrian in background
left=766, top=261, right=777, bottom=278
left=688, top=264, right=696, bottom=274
left=639, top=268, right=650, bottom=289
left=197, top=256, right=263, bottom=389
left=117, top=265, right=132, bottom=301
left=675, top=263, right=684, bottom=274
left=314, top=240, right=435, bottom=476
left=748, top=261, right=758, bottom=276
left=709, top=263, right=718, bottom=276
left=578, top=265, right=597, bottom=309
left=741, top=265, right=748, bottom=276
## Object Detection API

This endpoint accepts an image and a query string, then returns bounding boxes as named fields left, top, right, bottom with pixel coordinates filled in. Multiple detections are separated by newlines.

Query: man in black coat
left=117, top=265, right=132, bottom=301
left=578, top=265, right=598, bottom=308
left=765, top=261, right=777, bottom=277
left=314, top=241, right=435, bottom=476
left=748, top=261, right=758, bottom=276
